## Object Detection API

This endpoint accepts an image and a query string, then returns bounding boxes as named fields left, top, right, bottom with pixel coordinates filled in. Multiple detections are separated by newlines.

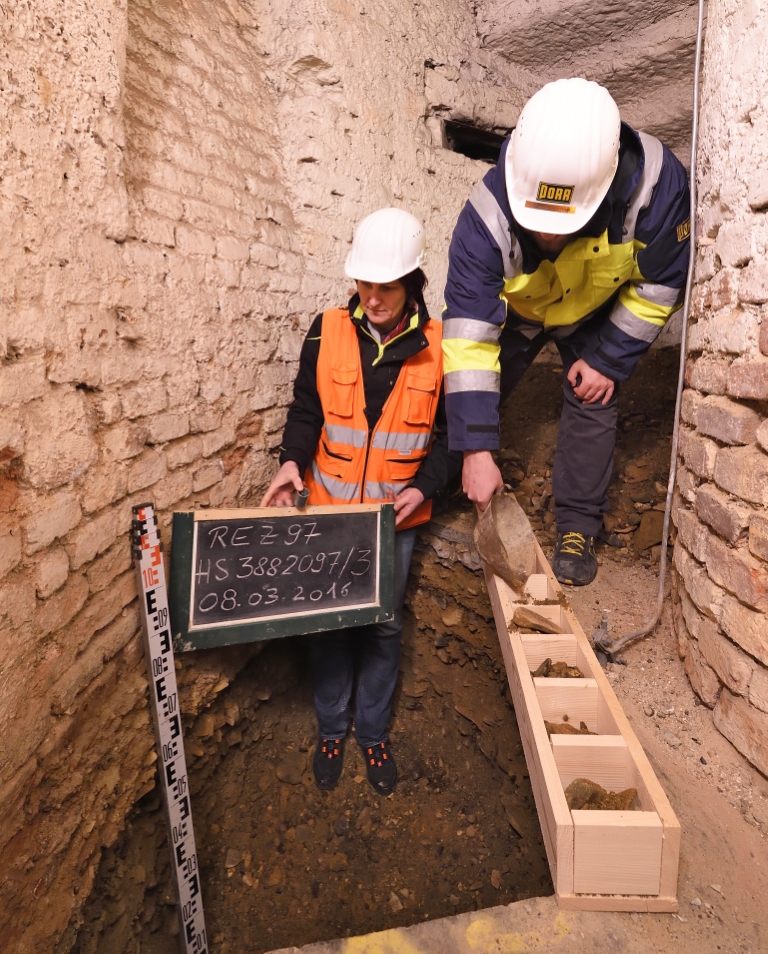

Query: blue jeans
left=308, top=527, right=417, bottom=747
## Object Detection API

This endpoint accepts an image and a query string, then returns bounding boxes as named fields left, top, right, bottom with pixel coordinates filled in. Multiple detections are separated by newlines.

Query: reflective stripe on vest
left=303, top=307, right=443, bottom=529
left=310, top=461, right=361, bottom=501
left=371, top=430, right=432, bottom=454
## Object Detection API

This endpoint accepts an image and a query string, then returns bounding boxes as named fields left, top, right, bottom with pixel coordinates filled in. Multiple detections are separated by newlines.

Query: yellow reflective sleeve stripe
left=442, top=338, right=500, bottom=375
left=619, top=284, right=677, bottom=326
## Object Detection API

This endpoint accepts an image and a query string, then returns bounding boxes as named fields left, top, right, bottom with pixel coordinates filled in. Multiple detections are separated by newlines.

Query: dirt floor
left=73, top=346, right=768, bottom=954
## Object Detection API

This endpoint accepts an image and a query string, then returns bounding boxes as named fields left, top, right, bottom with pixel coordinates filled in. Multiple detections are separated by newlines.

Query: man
left=443, top=77, right=690, bottom=586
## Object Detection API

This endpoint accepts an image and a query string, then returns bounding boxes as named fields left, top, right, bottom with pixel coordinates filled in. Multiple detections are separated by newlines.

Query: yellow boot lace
left=559, top=532, right=587, bottom=556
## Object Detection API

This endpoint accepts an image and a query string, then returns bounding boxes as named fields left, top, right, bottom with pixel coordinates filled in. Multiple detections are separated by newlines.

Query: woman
left=260, top=208, right=461, bottom=795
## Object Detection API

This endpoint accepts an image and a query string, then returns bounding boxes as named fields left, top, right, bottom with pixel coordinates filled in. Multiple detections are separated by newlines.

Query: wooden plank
left=485, top=570, right=574, bottom=896
left=519, top=634, right=579, bottom=670
left=534, top=678, right=599, bottom=731
left=551, top=736, right=632, bottom=791
left=572, top=810, right=663, bottom=896
left=523, top=573, right=552, bottom=600
left=190, top=504, right=383, bottom=519
left=557, top=894, right=678, bottom=913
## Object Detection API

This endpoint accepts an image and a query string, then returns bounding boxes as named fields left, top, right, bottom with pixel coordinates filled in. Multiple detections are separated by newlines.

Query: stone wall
left=0, top=0, right=534, bottom=949
left=672, top=0, right=768, bottom=776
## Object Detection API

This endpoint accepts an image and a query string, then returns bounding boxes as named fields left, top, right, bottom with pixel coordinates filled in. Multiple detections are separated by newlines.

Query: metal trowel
left=474, top=492, right=537, bottom=594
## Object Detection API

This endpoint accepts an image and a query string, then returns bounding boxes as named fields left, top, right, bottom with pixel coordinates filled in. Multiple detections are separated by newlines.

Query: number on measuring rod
left=132, top=503, right=208, bottom=953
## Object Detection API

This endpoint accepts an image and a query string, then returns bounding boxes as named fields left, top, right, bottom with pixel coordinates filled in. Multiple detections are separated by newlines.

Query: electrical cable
left=596, top=0, right=706, bottom=657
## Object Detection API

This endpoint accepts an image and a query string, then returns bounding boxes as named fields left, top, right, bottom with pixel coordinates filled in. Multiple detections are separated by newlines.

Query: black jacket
left=279, top=293, right=463, bottom=502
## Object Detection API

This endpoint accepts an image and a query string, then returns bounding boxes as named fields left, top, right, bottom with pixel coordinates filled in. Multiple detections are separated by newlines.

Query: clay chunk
left=544, top=720, right=596, bottom=737
left=565, top=777, right=638, bottom=811
left=531, top=658, right=584, bottom=679
left=512, top=607, right=563, bottom=634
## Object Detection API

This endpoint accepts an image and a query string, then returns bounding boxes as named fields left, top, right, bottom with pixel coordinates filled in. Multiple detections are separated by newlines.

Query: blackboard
left=168, top=504, right=395, bottom=651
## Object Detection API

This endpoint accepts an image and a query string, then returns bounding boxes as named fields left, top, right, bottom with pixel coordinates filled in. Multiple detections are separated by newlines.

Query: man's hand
left=391, top=487, right=425, bottom=527
left=462, top=450, right=503, bottom=511
left=567, top=358, right=615, bottom=405
left=260, top=461, right=304, bottom=507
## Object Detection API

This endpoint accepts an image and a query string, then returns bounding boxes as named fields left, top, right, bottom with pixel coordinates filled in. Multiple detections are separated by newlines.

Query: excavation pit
left=73, top=347, right=682, bottom=953
left=74, top=525, right=553, bottom=953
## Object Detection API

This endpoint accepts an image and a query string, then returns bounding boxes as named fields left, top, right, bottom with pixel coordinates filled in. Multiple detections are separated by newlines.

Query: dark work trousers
left=308, top=526, right=417, bottom=747
left=499, top=326, right=619, bottom=538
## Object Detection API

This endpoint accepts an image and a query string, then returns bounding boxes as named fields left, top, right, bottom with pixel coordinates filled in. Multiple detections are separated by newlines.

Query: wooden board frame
left=484, top=542, right=680, bottom=911
left=169, top=504, right=396, bottom=651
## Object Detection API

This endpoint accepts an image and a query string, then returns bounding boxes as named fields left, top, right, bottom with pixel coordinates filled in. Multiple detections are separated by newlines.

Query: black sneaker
left=361, top=740, right=397, bottom=795
left=552, top=532, right=598, bottom=586
left=312, top=737, right=345, bottom=790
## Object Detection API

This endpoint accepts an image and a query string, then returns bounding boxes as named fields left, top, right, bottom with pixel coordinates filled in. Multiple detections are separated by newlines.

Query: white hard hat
left=344, top=208, right=426, bottom=283
left=506, top=78, right=621, bottom=235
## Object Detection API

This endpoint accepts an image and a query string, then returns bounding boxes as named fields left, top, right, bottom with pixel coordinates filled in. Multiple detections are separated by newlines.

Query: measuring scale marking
left=133, top=504, right=208, bottom=954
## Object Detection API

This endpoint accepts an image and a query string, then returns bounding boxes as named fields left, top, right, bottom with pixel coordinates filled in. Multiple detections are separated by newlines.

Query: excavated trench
left=72, top=347, right=680, bottom=954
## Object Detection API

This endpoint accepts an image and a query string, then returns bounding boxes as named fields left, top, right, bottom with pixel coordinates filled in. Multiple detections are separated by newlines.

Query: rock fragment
left=389, top=891, right=404, bottom=913
left=224, top=848, right=242, bottom=869
left=512, top=607, right=563, bottom=634
left=565, top=777, right=637, bottom=810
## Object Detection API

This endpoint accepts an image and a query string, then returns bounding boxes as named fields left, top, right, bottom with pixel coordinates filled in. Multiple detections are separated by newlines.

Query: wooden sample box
left=485, top=542, right=680, bottom=911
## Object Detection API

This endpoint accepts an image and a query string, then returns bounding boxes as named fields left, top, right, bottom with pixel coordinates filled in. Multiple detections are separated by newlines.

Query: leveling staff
left=261, top=209, right=462, bottom=795
left=444, top=78, right=690, bottom=586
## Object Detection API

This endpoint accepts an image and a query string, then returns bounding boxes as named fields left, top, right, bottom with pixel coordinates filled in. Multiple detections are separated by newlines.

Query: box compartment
left=534, top=678, right=599, bottom=733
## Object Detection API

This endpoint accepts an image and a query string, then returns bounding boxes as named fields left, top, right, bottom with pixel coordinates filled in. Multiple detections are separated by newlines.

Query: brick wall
left=0, top=0, right=537, bottom=949
left=672, top=0, right=768, bottom=776
left=0, top=0, right=302, bottom=948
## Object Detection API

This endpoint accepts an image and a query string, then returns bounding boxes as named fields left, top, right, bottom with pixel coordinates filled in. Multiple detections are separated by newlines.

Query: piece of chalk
left=295, top=488, right=310, bottom=510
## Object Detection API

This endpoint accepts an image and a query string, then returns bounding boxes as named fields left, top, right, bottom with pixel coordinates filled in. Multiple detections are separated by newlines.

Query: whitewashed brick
left=35, top=548, right=70, bottom=599
left=103, top=422, right=149, bottom=461
left=66, top=509, right=119, bottom=570
left=696, top=484, right=751, bottom=542
left=127, top=450, right=167, bottom=494
left=216, top=235, right=250, bottom=262
left=80, top=464, right=128, bottom=514
left=146, top=412, right=189, bottom=445
left=0, top=355, right=46, bottom=407
left=674, top=542, right=724, bottom=621
left=714, top=445, right=768, bottom=505
left=192, top=460, right=224, bottom=492
left=189, top=407, right=221, bottom=433
left=24, top=493, right=82, bottom=554
left=153, top=469, right=193, bottom=510
left=120, top=382, right=168, bottom=420
left=166, top=436, right=204, bottom=470
left=202, top=424, right=235, bottom=457
left=23, top=390, right=98, bottom=490
left=694, top=395, right=761, bottom=445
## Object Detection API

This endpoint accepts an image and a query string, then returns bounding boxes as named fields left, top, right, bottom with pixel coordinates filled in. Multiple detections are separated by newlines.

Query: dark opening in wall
left=444, top=120, right=509, bottom=164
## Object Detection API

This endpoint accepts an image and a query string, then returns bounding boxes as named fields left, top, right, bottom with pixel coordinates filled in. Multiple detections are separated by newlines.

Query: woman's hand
left=567, top=358, right=615, bottom=405
left=260, top=461, right=304, bottom=507
left=391, top=487, right=425, bottom=527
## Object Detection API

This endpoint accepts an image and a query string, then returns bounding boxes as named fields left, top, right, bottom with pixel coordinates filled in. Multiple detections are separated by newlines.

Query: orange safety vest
left=303, top=307, right=443, bottom=530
